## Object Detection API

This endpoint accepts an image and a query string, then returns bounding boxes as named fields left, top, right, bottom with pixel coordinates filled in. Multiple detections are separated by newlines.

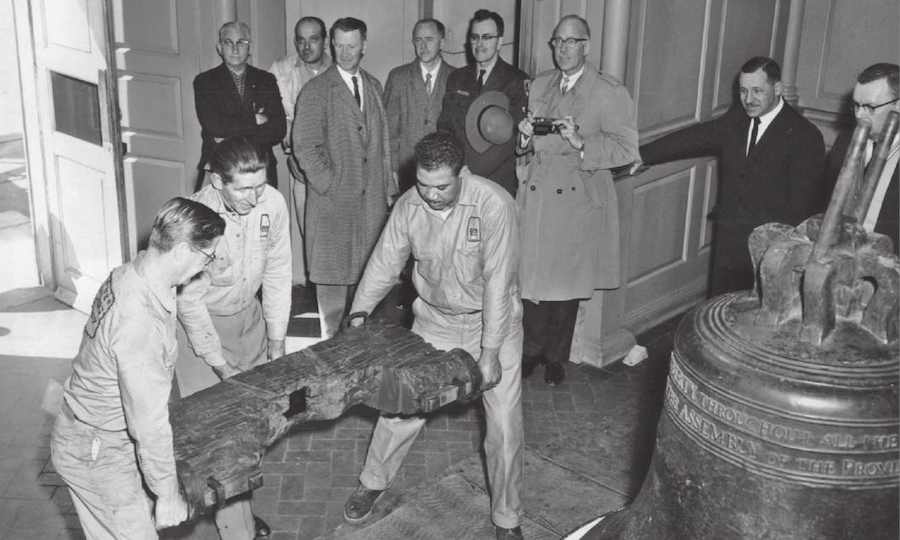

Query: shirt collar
left=757, top=97, right=784, bottom=130
left=419, top=59, right=442, bottom=81
left=477, top=57, right=499, bottom=81
left=562, top=65, right=585, bottom=87
left=132, top=251, right=176, bottom=313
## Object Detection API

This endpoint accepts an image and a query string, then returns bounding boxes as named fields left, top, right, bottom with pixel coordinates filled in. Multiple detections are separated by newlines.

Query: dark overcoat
left=193, top=63, right=285, bottom=182
left=641, top=101, right=826, bottom=295
left=438, top=58, right=528, bottom=197
left=293, top=65, right=396, bottom=285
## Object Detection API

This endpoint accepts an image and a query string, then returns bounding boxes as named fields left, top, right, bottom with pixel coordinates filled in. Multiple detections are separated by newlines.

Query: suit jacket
left=438, top=58, right=528, bottom=197
left=293, top=64, right=396, bottom=285
left=193, top=64, right=286, bottom=182
left=641, top=101, right=826, bottom=295
left=825, top=130, right=899, bottom=253
left=518, top=65, right=639, bottom=300
left=384, top=59, right=455, bottom=192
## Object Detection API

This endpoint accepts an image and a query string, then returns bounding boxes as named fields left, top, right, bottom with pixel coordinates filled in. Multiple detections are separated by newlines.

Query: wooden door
left=112, top=0, right=202, bottom=250
left=30, top=0, right=126, bottom=312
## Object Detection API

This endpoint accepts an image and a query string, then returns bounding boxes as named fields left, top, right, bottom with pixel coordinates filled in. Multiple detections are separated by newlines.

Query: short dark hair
left=858, top=63, right=899, bottom=99
left=740, top=56, right=782, bottom=83
left=415, top=131, right=465, bottom=176
left=296, top=16, right=326, bottom=40
left=331, top=17, right=367, bottom=41
left=414, top=18, right=445, bottom=39
left=149, top=197, right=225, bottom=252
left=471, top=9, right=504, bottom=37
left=208, top=136, right=269, bottom=184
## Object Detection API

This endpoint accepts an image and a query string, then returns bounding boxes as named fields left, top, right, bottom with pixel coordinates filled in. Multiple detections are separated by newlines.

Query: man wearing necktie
left=636, top=56, right=826, bottom=296
left=825, top=63, right=899, bottom=254
left=517, top=15, right=639, bottom=387
left=383, top=18, right=456, bottom=193
left=438, top=9, right=528, bottom=197
left=193, top=21, right=286, bottom=190
left=294, top=17, right=396, bottom=338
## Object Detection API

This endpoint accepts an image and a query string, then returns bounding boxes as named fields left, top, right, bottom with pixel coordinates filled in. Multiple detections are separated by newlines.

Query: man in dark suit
left=293, top=17, right=395, bottom=338
left=638, top=56, right=826, bottom=296
left=194, top=21, right=285, bottom=189
left=438, top=9, right=528, bottom=197
left=384, top=18, right=454, bottom=193
left=825, top=62, right=899, bottom=253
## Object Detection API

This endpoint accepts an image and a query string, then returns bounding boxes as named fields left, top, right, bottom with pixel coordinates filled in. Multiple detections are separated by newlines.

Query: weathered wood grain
left=170, top=320, right=481, bottom=515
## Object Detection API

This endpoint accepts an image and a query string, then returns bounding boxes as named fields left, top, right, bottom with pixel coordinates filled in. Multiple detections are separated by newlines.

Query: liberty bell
left=579, top=110, right=900, bottom=540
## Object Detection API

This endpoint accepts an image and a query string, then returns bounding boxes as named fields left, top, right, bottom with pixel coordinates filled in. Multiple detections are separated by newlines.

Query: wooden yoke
left=748, top=110, right=899, bottom=345
left=169, top=320, right=485, bottom=517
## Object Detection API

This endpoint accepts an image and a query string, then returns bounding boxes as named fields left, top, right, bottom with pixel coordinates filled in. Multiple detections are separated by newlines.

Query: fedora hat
left=465, top=91, right=514, bottom=154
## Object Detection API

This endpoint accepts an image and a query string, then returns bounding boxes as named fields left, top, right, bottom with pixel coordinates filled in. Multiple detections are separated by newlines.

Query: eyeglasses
left=468, top=33, right=499, bottom=43
left=550, top=37, right=589, bottom=49
left=220, top=39, right=251, bottom=50
left=851, top=97, right=898, bottom=115
left=194, top=247, right=217, bottom=267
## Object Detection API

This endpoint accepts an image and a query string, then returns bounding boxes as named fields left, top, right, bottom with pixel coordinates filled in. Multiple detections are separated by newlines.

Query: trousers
left=358, top=296, right=525, bottom=528
left=174, top=300, right=265, bottom=540
left=51, top=402, right=158, bottom=540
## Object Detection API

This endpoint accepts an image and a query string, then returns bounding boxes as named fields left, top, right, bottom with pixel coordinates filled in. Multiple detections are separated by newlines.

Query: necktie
left=352, top=76, right=361, bottom=108
left=560, top=75, right=570, bottom=95
left=425, top=72, right=433, bottom=96
left=477, top=69, right=486, bottom=93
left=747, top=117, right=760, bottom=155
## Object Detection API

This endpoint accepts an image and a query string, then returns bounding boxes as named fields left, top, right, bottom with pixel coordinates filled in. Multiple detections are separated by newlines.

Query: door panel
left=113, top=0, right=200, bottom=250
left=32, top=0, right=124, bottom=312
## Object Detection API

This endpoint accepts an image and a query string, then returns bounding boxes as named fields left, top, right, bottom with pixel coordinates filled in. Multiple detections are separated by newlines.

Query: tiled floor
left=0, top=284, right=682, bottom=540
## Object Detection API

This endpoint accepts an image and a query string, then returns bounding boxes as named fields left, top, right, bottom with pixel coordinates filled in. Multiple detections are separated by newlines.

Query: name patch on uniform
left=260, top=214, right=270, bottom=238
left=455, top=89, right=470, bottom=97
left=467, top=217, right=481, bottom=242
left=85, top=275, right=115, bottom=338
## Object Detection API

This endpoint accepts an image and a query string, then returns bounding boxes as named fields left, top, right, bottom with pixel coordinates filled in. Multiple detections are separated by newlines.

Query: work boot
left=344, top=484, right=385, bottom=524
left=521, top=355, right=543, bottom=379
left=495, top=525, right=524, bottom=540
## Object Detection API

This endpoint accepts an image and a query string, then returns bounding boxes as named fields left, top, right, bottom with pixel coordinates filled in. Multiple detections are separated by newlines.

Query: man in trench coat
left=294, top=17, right=396, bottom=337
left=516, top=15, right=639, bottom=386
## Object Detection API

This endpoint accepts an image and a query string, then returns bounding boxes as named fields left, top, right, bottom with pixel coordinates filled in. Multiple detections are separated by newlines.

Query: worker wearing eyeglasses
left=175, top=136, right=290, bottom=540
left=825, top=63, right=899, bottom=253
left=437, top=9, right=528, bottom=198
left=193, top=21, right=286, bottom=190
left=636, top=56, right=826, bottom=297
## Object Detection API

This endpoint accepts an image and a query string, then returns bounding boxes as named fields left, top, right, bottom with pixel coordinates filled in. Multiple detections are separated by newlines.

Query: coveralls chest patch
left=260, top=214, right=270, bottom=238
left=85, top=275, right=115, bottom=338
left=467, top=217, right=481, bottom=242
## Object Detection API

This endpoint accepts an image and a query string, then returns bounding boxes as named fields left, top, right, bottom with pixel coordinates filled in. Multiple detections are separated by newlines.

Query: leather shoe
left=496, top=525, right=524, bottom=540
left=344, top=484, right=385, bottom=524
left=521, top=355, right=543, bottom=379
left=254, top=515, right=271, bottom=539
left=544, top=362, right=565, bottom=386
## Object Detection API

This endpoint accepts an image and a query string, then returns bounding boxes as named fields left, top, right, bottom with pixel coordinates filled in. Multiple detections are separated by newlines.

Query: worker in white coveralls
left=51, top=197, right=226, bottom=539
left=175, top=135, right=291, bottom=539
left=343, top=131, right=526, bottom=540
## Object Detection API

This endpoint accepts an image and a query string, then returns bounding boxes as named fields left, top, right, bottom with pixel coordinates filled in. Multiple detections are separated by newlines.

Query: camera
left=531, top=117, right=561, bottom=136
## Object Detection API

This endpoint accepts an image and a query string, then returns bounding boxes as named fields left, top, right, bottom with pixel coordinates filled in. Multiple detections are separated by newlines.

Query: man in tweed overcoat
left=294, top=17, right=396, bottom=337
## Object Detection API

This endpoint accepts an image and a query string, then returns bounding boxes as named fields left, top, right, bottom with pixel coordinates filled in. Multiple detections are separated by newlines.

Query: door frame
left=13, top=0, right=128, bottom=306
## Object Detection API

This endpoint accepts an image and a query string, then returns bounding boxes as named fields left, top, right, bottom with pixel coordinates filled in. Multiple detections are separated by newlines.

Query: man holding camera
left=516, top=15, right=638, bottom=386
